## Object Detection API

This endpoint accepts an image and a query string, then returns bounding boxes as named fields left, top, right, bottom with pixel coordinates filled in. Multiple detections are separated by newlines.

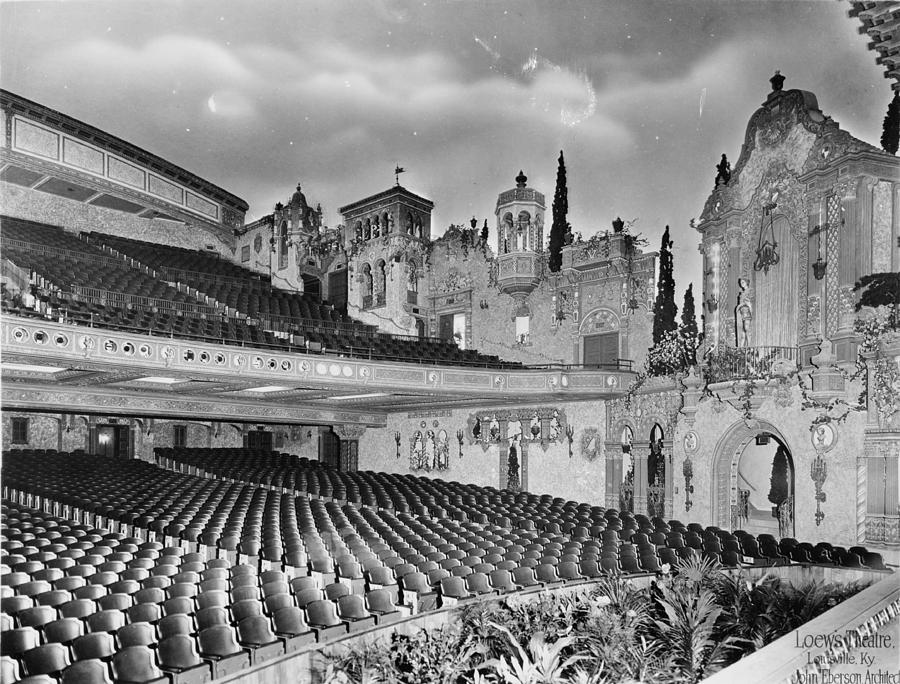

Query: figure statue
left=735, top=279, right=752, bottom=347
left=715, top=154, right=731, bottom=187
left=612, top=217, right=625, bottom=233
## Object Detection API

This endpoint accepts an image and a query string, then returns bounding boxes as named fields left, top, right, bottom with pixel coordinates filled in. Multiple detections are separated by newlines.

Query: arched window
left=649, top=423, right=664, bottom=486
left=620, top=425, right=633, bottom=453
left=620, top=425, right=634, bottom=490
left=361, top=263, right=373, bottom=298
left=375, top=259, right=387, bottom=296
left=279, top=220, right=289, bottom=269
left=517, top=211, right=531, bottom=250
left=407, top=260, right=419, bottom=293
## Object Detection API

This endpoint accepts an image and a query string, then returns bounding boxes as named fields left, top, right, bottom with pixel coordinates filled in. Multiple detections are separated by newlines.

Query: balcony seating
left=2, top=217, right=523, bottom=368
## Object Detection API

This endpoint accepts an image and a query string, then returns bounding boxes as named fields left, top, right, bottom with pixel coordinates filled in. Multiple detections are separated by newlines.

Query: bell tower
left=494, top=170, right=545, bottom=299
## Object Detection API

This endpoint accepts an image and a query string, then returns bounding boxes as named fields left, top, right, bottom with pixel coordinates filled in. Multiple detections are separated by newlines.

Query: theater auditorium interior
left=1, top=3, right=900, bottom=683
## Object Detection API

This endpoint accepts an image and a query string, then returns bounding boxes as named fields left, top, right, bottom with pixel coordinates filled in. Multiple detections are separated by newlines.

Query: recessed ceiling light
left=332, top=392, right=390, bottom=401
left=2, top=363, right=67, bottom=373
left=244, top=385, right=294, bottom=393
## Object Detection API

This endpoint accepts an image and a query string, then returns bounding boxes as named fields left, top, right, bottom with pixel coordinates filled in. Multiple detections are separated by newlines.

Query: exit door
left=94, top=424, right=131, bottom=458
left=439, top=314, right=454, bottom=341
left=320, top=429, right=340, bottom=468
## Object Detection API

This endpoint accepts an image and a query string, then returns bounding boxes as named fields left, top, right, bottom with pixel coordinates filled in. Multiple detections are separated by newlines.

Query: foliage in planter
left=325, top=626, right=486, bottom=684
left=324, top=558, right=868, bottom=684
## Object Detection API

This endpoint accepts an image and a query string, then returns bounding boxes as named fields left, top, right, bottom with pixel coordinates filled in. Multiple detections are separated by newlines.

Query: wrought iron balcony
left=362, top=291, right=385, bottom=310
left=703, top=345, right=799, bottom=384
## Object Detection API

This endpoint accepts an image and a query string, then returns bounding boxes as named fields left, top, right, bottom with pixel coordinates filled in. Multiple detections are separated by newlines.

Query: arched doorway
left=711, top=420, right=795, bottom=536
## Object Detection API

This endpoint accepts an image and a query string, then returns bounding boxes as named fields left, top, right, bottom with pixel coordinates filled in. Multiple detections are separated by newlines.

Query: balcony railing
left=704, top=345, right=799, bottom=384
left=362, top=292, right=385, bottom=310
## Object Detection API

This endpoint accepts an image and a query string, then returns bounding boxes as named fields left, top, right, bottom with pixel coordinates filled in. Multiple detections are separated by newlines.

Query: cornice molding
left=0, top=89, right=248, bottom=213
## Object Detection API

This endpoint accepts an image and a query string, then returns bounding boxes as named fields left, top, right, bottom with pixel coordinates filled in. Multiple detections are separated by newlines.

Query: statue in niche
left=387, top=213, right=395, bottom=233
left=372, top=216, right=380, bottom=238
left=489, top=416, right=500, bottom=442
left=548, top=411, right=561, bottom=441
left=715, top=154, right=731, bottom=187
left=529, top=412, right=541, bottom=440
left=472, top=416, right=481, bottom=441
left=424, top=430, right=436, bottom=471
left=735, top=278, right=752, bottom=347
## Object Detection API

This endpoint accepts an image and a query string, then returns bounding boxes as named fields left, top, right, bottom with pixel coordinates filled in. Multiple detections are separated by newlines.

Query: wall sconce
left=683, top=457, right=694, bottom=512
left=565, top=424, right=575, bottom=458
left=812, top=256, right=827, bottom=281
left=811, top=453, right=827, bottom=526
left=479, top=299, right=489, bottom=310
left=394, top=431, right=401, bottom=459
left=811, top=223, right=828, bottom=280
left=456, top=429, right=465, bottom=458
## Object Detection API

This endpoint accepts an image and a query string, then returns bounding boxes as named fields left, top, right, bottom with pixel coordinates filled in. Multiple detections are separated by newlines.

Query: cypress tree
left=652, top=225, right=678, bottom=345
left=548, top=150, right=568, bottom=272
left=881, top=91, right=900, bottom=155
left=680, top=283, right=699, bottom=369
left=480, top=219, right=489, bottom=243
left=768, top=445, right=790, bottom=507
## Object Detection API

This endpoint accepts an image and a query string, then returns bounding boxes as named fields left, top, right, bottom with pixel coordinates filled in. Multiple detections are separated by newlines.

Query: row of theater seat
left=5, top=450, right=888, bottom=583
left=1, top=503, right=415, bottom=684
left=1, top=446, right=891, bottom=683
left=86, top=232, right=354, bottom=327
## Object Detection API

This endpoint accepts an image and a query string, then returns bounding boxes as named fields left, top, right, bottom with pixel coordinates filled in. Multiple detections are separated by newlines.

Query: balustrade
left=704, top=345, right=799, bottom=383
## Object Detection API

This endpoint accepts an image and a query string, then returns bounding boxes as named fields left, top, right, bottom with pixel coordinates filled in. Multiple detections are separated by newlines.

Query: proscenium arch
left=710, top=419, right=794, bottom=529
